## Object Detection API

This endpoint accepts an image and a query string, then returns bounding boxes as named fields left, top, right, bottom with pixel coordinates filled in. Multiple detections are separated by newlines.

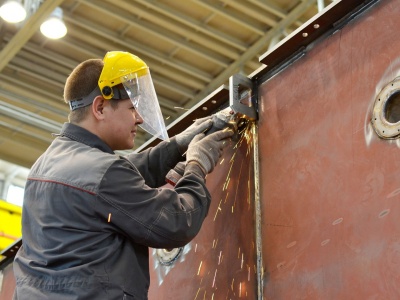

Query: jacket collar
left=58, top=122, right=115, bottom=154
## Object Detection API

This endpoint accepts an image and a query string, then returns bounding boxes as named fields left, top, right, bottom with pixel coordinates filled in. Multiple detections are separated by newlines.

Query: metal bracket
left=0, top=238, right=22, bottom=270
left=229, top=73, right=258, bottom=121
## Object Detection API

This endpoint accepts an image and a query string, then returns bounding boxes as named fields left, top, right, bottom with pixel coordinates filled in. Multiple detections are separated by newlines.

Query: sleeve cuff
left=186, top=161, right=207, bottom=177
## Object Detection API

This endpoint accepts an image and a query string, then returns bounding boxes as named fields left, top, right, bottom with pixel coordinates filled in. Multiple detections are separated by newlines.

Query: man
left=13, top=51, right=233, bottom=299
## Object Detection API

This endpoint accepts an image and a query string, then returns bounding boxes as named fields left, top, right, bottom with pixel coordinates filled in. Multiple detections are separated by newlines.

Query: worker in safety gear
left=12, top=51, right=233, bottom=300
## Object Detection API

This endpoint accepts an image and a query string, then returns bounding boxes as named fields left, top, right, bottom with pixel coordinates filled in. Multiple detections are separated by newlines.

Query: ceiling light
left=0, top=0, right=27, bottom=23
left=40, top=7, right=67, bottom=39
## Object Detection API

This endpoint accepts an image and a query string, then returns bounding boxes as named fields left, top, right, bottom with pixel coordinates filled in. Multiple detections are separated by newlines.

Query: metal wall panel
left=0, top=263, right=15, bottom=300
left=258, top=0, right=400, bottom=298
left=148, top=127, right=257, bottom=299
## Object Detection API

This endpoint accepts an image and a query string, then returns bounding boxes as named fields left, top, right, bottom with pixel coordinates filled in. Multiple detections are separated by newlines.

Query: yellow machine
left=0, top=200, right=22, bottom=251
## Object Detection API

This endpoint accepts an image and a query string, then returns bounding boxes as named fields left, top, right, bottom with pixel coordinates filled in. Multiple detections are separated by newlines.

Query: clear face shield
left=121, top=72, right=169, bottom=142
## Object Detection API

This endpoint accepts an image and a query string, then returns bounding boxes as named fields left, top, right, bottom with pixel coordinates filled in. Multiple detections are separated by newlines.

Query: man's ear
left=92, top=96, right=106, bottom=120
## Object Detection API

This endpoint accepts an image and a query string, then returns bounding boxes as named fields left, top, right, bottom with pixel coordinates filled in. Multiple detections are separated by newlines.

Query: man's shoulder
left=30, top=138, right=120, bottom=188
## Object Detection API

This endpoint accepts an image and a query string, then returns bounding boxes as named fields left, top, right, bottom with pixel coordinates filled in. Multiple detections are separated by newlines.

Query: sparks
left=213, top=198, right=223, bottom=221
left=247, top=179, right=251, bottom=206
left=212, top=269, right=218, bottom=288
left=223, top=177, right=231, bottom=191
left=224, top=192, right=229, bottom=203
left=194, top=288, right=201, bottom=300
left=197, top=261, right=203, bottom=275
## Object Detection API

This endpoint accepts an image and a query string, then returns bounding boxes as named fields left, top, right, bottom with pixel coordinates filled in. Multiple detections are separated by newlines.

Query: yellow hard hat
left=98, top=51, right=149, bottom=100
left=97, top=51, right=169, bottom=141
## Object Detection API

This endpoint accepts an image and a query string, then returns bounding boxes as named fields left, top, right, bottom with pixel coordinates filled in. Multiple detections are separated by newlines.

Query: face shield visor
left=120, top=71, right=169, bottom=142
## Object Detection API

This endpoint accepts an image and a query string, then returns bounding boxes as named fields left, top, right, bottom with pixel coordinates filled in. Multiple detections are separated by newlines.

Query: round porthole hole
left=384, top=91, right=400, bottom=123
left=156, top=247, right=183, bottom=266
left=371, top=77, right=400, bottom=139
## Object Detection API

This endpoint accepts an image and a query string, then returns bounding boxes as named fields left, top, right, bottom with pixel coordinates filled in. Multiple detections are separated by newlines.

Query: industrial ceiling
left=0, top=0, right=328, bottom=180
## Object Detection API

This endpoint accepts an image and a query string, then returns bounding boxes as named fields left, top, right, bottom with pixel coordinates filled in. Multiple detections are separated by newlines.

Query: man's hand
left=186, top=129, right=234, bottom=175
left=175, top=116, right=213, bottom=154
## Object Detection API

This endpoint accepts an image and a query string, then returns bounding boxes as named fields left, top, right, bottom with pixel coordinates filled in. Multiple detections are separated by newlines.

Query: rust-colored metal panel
left=0, top=240, right=20, bottom=299
left=148, top=128, right=257, bottom=299
left=0, top=262, right=16, bottom=300
left=258, top=0, right=400, bottom=298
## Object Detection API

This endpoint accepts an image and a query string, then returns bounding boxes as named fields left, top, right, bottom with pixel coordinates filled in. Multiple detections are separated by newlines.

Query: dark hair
left=64, top=59, right=104, bottom=123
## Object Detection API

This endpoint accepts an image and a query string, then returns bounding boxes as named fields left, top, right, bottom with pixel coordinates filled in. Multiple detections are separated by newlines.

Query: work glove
left=186, top=129, right=234, bottom=175
left=175, top=116, right=213, bottom=154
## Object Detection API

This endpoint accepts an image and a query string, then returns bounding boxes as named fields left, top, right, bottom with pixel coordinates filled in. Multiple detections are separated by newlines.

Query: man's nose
left=135, top=110, right=144, bottom=124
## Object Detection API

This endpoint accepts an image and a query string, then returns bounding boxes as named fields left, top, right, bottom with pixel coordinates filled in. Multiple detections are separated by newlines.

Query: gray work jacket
left=13, top=122, right=211, bottom=300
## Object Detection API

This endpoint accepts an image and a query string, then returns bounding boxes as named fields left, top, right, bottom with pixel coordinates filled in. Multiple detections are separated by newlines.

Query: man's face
left=103, top=98, right=143, bottom=150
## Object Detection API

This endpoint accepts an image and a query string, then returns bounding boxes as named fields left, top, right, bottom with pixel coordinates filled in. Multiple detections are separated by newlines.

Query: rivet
left=379, top=209, right=390, bottom=218
left=211, top=100, right=217, bottom=104
left=202, top=107, right=208, bottom=111
left=302, top=32, right=308, bottom=37
left=321, top=239, right=330, bottom=246
left=332, top=218, right=343, bottom=225
left=313, top=24, right=320, bottom=29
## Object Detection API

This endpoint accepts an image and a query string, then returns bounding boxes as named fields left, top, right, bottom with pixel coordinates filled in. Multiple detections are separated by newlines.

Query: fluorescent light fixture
left=40, top=7, right=67, bottom=39
left=0, top=0, right=27, bottom=23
